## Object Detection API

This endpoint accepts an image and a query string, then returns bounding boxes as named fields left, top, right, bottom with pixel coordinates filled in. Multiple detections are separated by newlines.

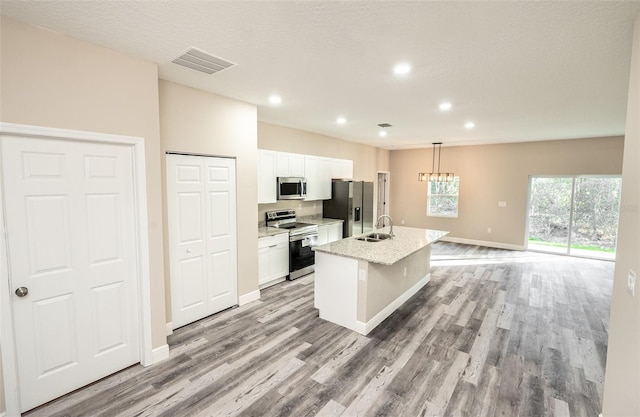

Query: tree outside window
left=427, top=177, right=459, bottom=217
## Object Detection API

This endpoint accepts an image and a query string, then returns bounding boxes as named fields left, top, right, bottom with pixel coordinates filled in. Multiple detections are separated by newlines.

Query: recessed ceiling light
left=393, top=63, right=412, bottom=76
left=439, top=102, right=452, bottom=111
left=269, top=95, right=282, bottom=105
left=379, top=130, right=388, bottom=137
left=465, top=121, right=475, bottom=129
left=337, top=117, right=346, bottom=125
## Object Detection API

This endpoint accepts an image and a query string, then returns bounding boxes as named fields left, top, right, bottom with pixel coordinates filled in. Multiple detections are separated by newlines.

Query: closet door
left=166, top=154, right=237, bottom=329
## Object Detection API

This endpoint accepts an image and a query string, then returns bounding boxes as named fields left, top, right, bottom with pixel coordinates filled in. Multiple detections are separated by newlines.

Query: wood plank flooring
left=25, top=242, right=614, bottom=417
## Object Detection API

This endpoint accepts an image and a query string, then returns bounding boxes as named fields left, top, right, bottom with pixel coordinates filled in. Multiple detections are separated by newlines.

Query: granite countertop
left=299, top=216, right=344, bottom=226
left=258, top=227, right=289, bottom=238
left=258, top=217, right=344, bottom=238
left=314, top=226, right=449, bottom=265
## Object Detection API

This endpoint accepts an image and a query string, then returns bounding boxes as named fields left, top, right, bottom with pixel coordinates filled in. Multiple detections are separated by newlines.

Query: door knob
left=15, top=287, right=29, bottom=297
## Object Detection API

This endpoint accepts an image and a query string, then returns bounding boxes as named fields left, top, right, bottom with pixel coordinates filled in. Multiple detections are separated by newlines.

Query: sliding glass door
left=527, top=176, right=621, bottom=260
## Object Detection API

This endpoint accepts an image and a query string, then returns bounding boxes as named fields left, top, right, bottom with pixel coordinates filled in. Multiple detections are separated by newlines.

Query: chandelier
left=418, top=142, right=454, bottom=182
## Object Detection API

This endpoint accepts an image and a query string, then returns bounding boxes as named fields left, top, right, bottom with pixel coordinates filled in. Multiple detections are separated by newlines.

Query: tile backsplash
left=258, top=200, right=323, bottom=225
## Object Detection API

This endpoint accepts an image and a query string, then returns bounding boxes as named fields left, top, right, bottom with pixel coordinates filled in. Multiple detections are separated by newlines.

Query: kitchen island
left=313, top=226, right=448, bottom=335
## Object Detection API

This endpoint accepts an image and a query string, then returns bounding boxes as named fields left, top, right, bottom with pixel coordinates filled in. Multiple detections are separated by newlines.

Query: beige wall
left=0, top=16, right=168, bottom=411
left=602, top=12, right=640, bottom=417
left=159, top=80, right=258, bottom=307
left=389, top=137, right=624, bottom=248
left=257, top=122, right=390, bottom=222
left=363, top=246, right=430, bottom=321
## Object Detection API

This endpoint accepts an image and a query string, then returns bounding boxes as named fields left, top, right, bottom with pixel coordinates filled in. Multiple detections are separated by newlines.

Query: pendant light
left=418, top=142, right=454, bottom=182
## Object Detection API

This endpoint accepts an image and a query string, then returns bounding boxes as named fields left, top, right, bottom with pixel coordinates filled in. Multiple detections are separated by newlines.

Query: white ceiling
left=2, top=1, right=640, bottom=149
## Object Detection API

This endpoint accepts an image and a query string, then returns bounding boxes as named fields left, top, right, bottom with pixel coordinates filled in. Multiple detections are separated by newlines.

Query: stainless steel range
left=266, top=209, right=319, bottom=280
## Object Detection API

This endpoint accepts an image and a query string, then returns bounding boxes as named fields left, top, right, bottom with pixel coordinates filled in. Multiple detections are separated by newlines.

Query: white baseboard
left=239, top=289, right=261, bottom=306
left=441, top=236, right=525, bottom=251
left=259, top=276, right=286, bottom=290
left=148, top=344, right=170, bottom=365
left=355, top=273, right=431, bottom=335
left=166, top=322, right=173, bottom=336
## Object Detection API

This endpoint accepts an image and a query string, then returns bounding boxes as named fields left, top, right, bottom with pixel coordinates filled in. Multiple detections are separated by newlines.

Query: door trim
left=375, top=171, right=391, bottom=223
left=0, top=123, right=154, bottom=415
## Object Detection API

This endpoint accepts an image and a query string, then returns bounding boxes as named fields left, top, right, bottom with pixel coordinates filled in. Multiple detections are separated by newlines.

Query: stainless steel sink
left=356, top=236, right=381, bottom=242
left=367, top=233, right=392, bottom=240
left=355, top=233, right=392, bottom=242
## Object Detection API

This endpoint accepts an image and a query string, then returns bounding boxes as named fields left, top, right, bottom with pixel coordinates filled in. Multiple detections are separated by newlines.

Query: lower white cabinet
left=258, top=233, right=289, bottom=288
left=328, top=222, right=343, bottom=242
left=317, top=222, right=343, bottom=246
left=317, top=225, right=329, bottom=246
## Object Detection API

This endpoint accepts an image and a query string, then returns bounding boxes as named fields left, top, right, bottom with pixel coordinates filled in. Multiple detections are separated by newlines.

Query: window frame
left=427, top=176, right=460, bottom=218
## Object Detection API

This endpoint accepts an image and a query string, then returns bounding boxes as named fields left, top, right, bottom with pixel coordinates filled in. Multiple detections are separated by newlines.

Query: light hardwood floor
left=25, top=242, right=614, bottom=417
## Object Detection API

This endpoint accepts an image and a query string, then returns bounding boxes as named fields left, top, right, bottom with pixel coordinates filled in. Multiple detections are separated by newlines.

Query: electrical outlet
left=628, top=270, right=636, bottom=296
left=487, top=227, right=492, bottom=234
left=401, top=220, right=405, bottom=225
left=498, top=201, right=507, bottom=207
left=403, top=267, right=407, bottom=277
left=359, top=269, right=367, bottom=282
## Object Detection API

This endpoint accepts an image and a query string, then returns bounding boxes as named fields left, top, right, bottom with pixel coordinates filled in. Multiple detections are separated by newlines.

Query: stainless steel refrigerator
left=323, top=180, right=374, bottom=237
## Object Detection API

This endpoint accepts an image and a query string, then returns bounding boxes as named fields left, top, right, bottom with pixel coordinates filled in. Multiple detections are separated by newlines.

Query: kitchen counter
left=314, top=226, right=449, bottom=335
left=257, top=226, right=289, bottom=238
left=258, top=217, right=343, bottom=238
left=314, top=226, right=448, bottom=265
left=298, top=216, right=344, bottom=226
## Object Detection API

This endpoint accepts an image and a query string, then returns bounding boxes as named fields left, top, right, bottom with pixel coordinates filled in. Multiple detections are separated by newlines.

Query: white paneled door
left=2, top=136, right=140, bottom=412
left=166, top=154, right=238, bottom=329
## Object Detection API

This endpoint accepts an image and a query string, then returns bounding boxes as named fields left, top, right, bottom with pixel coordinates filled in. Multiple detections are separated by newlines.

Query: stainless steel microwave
left=277, top=177, right=307, bottom=200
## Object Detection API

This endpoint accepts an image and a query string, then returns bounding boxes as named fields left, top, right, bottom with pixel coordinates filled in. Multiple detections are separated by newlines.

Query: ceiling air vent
left=171, top=47, right=236, bottom=75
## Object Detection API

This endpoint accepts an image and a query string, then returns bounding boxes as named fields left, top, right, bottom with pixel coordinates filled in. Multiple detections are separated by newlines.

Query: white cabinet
left=318, top=157, right=332, bottom=199
left=328, top=222, right=343, bottom=242
left=258, top=150, right=277, bottom=204
left=258, top=233, right=289, bottom=288
left=317, top=222, right=343, bottom=246
left=317, top=224, right=329, bottom=246
left=331, top=158, right=354, bottom=179
left=305, top=155, right=332, bottom=201
left=277, top=152, right=305, bottom=177
left=258, top=149, right=353, bottom=203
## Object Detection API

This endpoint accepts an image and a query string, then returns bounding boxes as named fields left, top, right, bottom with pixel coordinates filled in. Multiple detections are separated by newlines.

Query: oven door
left=289, top=233, right=317, bottom=275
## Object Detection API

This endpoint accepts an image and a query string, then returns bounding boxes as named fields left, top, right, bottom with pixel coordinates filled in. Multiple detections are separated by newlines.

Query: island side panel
left=315, top=251, right=360, bottom=332
left=361, top=245, right=432, bottom=331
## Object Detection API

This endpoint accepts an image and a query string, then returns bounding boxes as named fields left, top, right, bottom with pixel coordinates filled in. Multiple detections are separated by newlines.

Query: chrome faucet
left=375, top=215, right=394, bottom=237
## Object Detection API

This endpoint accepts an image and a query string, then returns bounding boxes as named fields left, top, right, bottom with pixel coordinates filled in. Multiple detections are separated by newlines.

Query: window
left=527, top=175, right=621, bottom=260
left=427, top=177, right=459, bottom=217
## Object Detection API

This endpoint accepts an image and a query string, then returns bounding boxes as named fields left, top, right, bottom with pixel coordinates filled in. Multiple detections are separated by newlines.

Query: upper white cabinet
left=276, top=152, right=305, bottom=177
left=331, top=158, right=354, bottom=179
left=318, top=157, right=332, bottom=198
left=305, top=155, right=332, bottom=201
left=258, top=150, right=277, bottom=204
left=257, top=149, right=352, bottom=203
